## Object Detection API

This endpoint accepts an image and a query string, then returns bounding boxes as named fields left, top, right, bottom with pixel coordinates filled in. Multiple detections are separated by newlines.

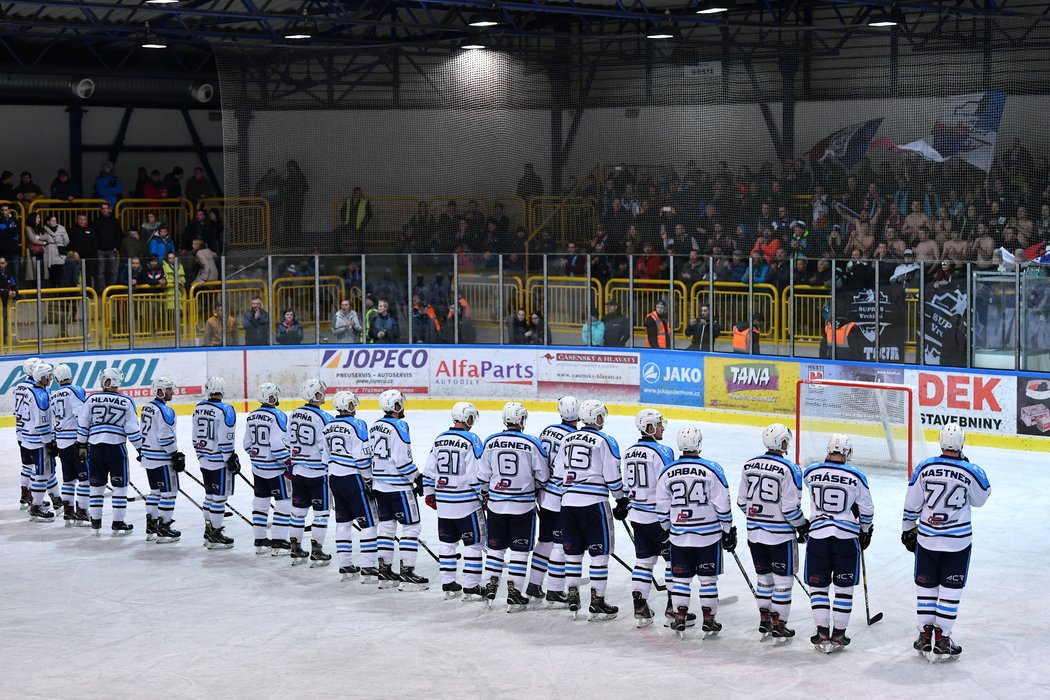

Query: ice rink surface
left=0, top=409, right=1045, bottom=700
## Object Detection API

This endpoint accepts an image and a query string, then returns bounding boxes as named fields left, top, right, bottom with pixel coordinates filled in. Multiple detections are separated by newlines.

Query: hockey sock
left=463, top=545, right=484, bottom=588
left=916, top=584, right=938, bottom=631
left=61, top=480, right=76, bottom=506
left=252, top=496, right=271, bottom=540
left=76, top=480, right=90, bottom=512
left=590, top=554, right=610, bottom=596
left=698, top=576, right=719, bottom=614
left=290, top=506, right=308, bottom=543
left=756, top=573, right=774, bottom=613
left=376, top=520, right=397, bottom=566
left=21, top=465, right=31, bottom=490
left=31, top=469, right=47, bottom=506
left=359, top=524, right=378, bottom=568
left=485, top=549, right=507, bottom=582
left=400, top=522, right=421, bottom=568
left=936, top=588, right=962, bottom=636
left=671, top=576, right=691, bottom=611
left=273, top=499, right=291, bottom=541
left=209, top=495, right=227, bottom=528
left=832, top=586, right=854, bottom=630
left=310, top=510, right=330, bottom=546
left=632, top=555, right=658, bottom=596
left=146, top=490, right=160, bottom=519
left=202, top=498, right=215, bottom=526
left=507, top=551, right=530, bottom=590
left=529, top=541, right=551, bottom=586
left=89, top=485, right=105, bottom=521
left=159, top=490, right=176, bottom=523
left=47, top=469, right=60, bottom=498
left=772, top=574, right=794, bottom=622
left=564, top=554, right=584, bottom=589
left=810, top=585, right=831, bottom=628
left=439, top=542, right=459, bottom=584
left=336, top=521, right=355, bottom=568
left=111, top=486, right=128, bottom=523
left=548, top=544, right=566, bottom=592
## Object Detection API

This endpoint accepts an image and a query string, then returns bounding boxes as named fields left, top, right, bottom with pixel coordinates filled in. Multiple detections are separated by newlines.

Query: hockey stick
left=182, top=469, right=252, bottom=526
left=236, top=470, right=255, bottom=490
left=860, top=549, right=883, bottom=625
left=622, top=520, right=668, bottom=593
left=730, top=550, right=758, bottom=599
left=794, top=573, right=811, bottom=599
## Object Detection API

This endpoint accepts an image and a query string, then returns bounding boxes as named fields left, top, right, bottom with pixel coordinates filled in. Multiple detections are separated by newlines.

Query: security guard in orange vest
left=732, top=313, right=763, bottom=354
left=819, top=316, right=860, bottom=360
left=645, top=299, right=672, bottom=348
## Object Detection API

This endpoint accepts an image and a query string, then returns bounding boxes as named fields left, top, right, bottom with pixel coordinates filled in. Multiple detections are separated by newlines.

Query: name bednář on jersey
left=423, top=429, right=484, bottom=519
left=903, top=458, right=991, bottom=552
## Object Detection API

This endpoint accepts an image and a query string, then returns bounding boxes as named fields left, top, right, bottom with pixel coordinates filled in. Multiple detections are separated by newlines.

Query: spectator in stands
left=203, top=303, right=238, bottom=346
left=50, top=169, right=77, bottom=201
left=243, top=295, right=270, bottom=346
left=0, top=204, right=21, bottom=281
left=182, top=209, right=210, bottom=251
left=93, top=161, right=123, bottom=206
left=130, top=166, right=149, bottom=198
left=644, top=299, right=671, bottom=349
left=121, top=229, right=143, bottom=260
left=823, top=224, right=845, bottom=259
left=510, top=309, right=530, bottom=344
left=769, top=247, right=792, bottom=291
left=369, top=298, right=399, bottom=343
left=139, top=211, right=162, bottom=241
left=338, top=186, right=372, bottom=240
left=0, top=256, right=17, bottom=340
left=405, top=201, right=435, bottom=250
left=282, top=160, right=309, bottom=239
left=742, top=250, right=770, bottom=284
left=687, top=304, right=720, bottom=351
left=634, top=242, right=666, bottom=280
left=142, top=255, right=166, bottom=287
left=184, top=167, right=214, bottom=204
left=332, top=298, right=363, bottom=344
left=581, top=307, right=605, bottom=347
left=678, top=249, right=707, bottom=286
left=444, top=298, right=476, bottom=344
left=602, top=300, right=629, bottom=347
left=943, top=228, right=969, bottom=264
left=889, top=249, right=921, bottom=286
left=163, top=166, right=183, bottom=199
left=914, top=226, right=940, bottom=265
left=143, top=170, right=167, bottom=200
left=191, top=238, right=218, bottom=284
left=786, top=220, right=810, bottom=258
left=206, top=209, right=224, bottom=255
left=411, top=294, right=441, bottom=344
left=0, top=171, right=15, bottom=200
left=903, top=200, right=931, bottom=238
left=751, top=227, right=781, bottom=264
left=162, top=251, right=184, bottom=316
left=731, top=313, right=763, bottom=355
left=117, top=257, right=148, bottom=287
left=489, top=202, right=510, bottom=238
left=563, top=241, right=586, bottom=277
left=24, top=212, right=47, bottom=283
left=67, top=213, right=98, bottom=290
left=275, top=309, right=304, bottom=345
left=41, top=215, right=70, bottom=287
left=147, top=224, right=175, bottom=261
left=524, top=311, right=550, bottom=345
left=516, top=163, right=544, bottom=201
left=14, top=171, right=43, bottom=204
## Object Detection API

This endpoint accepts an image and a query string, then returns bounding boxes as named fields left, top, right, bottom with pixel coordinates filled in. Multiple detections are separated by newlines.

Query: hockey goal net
left=795, top=379, right=927, bottom=475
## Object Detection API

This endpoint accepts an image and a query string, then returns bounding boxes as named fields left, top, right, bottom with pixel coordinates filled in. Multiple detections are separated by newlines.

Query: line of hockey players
left=12, top=356, right=990, bottom=661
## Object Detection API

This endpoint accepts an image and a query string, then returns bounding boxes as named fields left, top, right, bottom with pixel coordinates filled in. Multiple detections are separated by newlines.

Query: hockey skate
left=928, top=628, right=961, bottom=663
left=588, top=589, right=618, bottom=622
left=442, top=581, right=463, bottom=600
left=665, top=594, right=696, bottom=629
left=50, top=494, right=63, bottom=512
left=758, top=607, right=773, bottom=641
left=483, top=576, right=500, bottom=606
left=73, top=506, right=92, bottom=527
left=525, top=583, right=545, bottom=601
left=506, top=582, right=529, bottom=613
left=340, top=565, right=361, bottom=582
left=359, top=566, right=380, bottom=585
left=310, top=542, right=332, bottom=568
left=155, top=520, right=181, bottom=544
left=289, top=539, right=309, bottom=565
left=397, top=566, right=429, bottom=592
left=770, top=613, right=794, bottom=645
left=146, top=515, right=158, bottom=541
left=91, top=518, right=102, bottom=535
left=63, top=504, right=79, bottom=528
left=818, top=628, right=850, bottom=654
left=19, top=486, right=31, bottom=510
left=377, top=560, right=401, bottom=589
left=914, top=624, right=935, bottom=656
left=671, top=606, right=690, bottom=639
left=254, top=538, right=272, bottom=555
left=633, top=592, right=654, bottom=628
left=462, top=585, right=485, bottom=602
left=545, top=589, right=569, bottom=610
left=270, top=538, right=291, bottom=557
left=701, top=607, right=722, bottom=637
left=111, top=521, right=134, bottom=536
left=204, top=525, right=234, bottom=550
left=28, top=504, right=55, bottom=523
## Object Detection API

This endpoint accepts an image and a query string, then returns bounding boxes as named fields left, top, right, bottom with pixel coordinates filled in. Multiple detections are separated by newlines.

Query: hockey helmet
left=677, top=424, right=703, bottom=454
left=502, top=401, right=528, bottom=429
left=378, top=389, right=405, bottom=415
left=53, top=363, right=73, bottom=385
left=333, top=390, right=360, bottom=414
left=301, top=378, right=327, bottom=404
left=22, top=357, right=41, bottom=377
left=204, top=376, right=225, bottom=397
left=826, top=433, right=853, bottom=460
left=578, top=399, right=608, bottom=428
left=256, top=382, right=280, bottom=407
left=939, top=423, right=966, bottom=453
left=31, top=362, right=54, bottom=385
left=100, top=367, right=124, bottom=390
left=151, top=376, right=176, bottom=400
left=762, top=423, right=792, bottom=454
left=557, top=395, right=580, bottom=422
left=452, top=401, right=479, bottom=427
left=635, top=408, right=665, bottom=436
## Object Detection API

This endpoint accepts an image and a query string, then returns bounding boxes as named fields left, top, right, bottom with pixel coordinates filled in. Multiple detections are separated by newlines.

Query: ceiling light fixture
left=696, top=1, right=732, bottom=15
left=868, top=6, right=904, bottom=27
left=141, top=22, right=167, bottom=49
left=647, top=10, right=677, bottom=40
left=284, top=8, right=313, bottom=40
left=144, top=0, right=180, bottom=5
left=461, top=41, right=486, bottom=50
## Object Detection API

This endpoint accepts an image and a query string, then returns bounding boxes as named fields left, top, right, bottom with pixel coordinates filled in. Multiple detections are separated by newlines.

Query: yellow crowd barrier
left=101, top=285, right=185, bottom=348
left=27, top=199, right=107, bottom=241
left=457, top=273, right=523, bottom=326
left=604, top=278, right=689, bottom=334
left=202, top=197, right=271, bottom=250
left=117, top=199, right=194, bottom=243
left=525, top=275, right=602, bottom=331
left=272, top=276, right=346, bottom=333
left=693, top=281, right=780, bottom=341
left=189, top=279, right=269, bottom=333
left=4, top=286, right=99, bottom=352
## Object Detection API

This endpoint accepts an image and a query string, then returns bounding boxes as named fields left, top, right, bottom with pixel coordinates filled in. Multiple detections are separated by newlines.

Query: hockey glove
left=413, top=474, right=424, bottom=497
left=46, top=441, right=60, bottom=458
left=659, top=528, right=671, bottom=561
left=795, top=518, right=811, bottom=544
left=76, top=444, right=89, bottom=463
left=226, top=452, right=241, bottom=475
left=901, top=527, right=918, bottom=553
left=424, top=494, right=437, bottom=510
left=721, top=525, right=738, bottom=553
left=612, top=497, right=630, bottom=521
left=858, top=527, right=873, bottom=551
left=362, top=478, right=373, bottom=496
left=171, top=451, right=186, bottom=473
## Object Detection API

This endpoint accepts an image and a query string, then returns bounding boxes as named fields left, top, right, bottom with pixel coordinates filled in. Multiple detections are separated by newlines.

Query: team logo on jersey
left=747, top=505, right=763, bottom=516
left=495, top=479, right=511, bottom=490
left=437, top=477, right=449, bottom=488
left=676, top=510, right=693, bottom=522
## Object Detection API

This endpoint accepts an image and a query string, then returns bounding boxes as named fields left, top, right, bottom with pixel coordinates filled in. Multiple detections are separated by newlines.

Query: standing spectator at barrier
left=117, top=257, right=148, bottom=287
left=525, top=311, right=550, bottom=345
left=0, top=204, right=22, bottom=281
left=242, top=295, right=270, bottom=346
left=338, top=186, right=372, bottom=241
left=142, top=255, right=166, bottom=287
left=0, top=171, right=15, bottom=200
left=162, top=252, right=184, bottom=324
left=411, top=294, right=441, bottom=344
left=510, top=309, right=531, bottom=344
left=563, top=242, right=586, bottom=277
left=182, top=209, right=210, bottom=252
left=687, top=305, right=721, bottom=351
left=369, top=299, right=399, bottom=344
left=602, top=300, right=630, bottom=347
left=121, top=229, right=143, bottom=261
left=0, top=256, right=17, bottom=340
left=332, top=298, right=363, bottom=344
left=820, top=315, right=863, bottom=361
left=443, top=298, right=475, bottom=344
left=140, top=211, right=162, bottom=242
left=42, top=215, right=69, bottom=288
left=203, top=303, right=238, bottom=346
left=282, top=160, right=309, bottom=240
left=769, top=247, right=792, bottom=291
left=191, top=238, right=218, bottom=284
left=93, top=161, right=123, bottom=207
left=163, top=166, right=183, bottom=199
left=516, top=163, right=544, bottom=201
left=147, top=224, right=175, bottom=261
left=50, top=169, right=77, bottom=201
left=184, top=167, right=214, bottom=205
left=404, top=201, right=435, bottom=251
left=130, top=166, right=148, bottom=198
left=14, top=171, right=43, bottom=204
left=489, top=202, right=510, bottom=238
left=581, top=307, right=605, bottom=347
left=142, top=170, right=167, bottom=200
left=206, top=209, right=224, bottom=255
left=275, top=309, right=304, bottom=345
left=92, top=202, right=122, bottom=289
left=645, top=299, right=672, bottom=349
left=24, top=212, right=47, bottom=283
left=732, top=314, right=763, bottom=355
left=67, top=213, right=97, bottom=290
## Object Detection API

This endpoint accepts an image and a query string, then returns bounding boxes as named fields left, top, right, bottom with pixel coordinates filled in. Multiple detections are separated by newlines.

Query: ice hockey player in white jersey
left=17, top=362, right=58, bottom=522
left=422, top=402, right=484, bottom=599
left=656, top=424, right=735, bottom=637
left=244, top=383, right=293, bottom=556
left=529, top=395, right=577, bottom=608
left=369, top=389, right=429, bottom=591
left=77, top=367, right=143, bottom=535
left=139, top=377, right=185, bottom=543
left=737, top=423, right=809, bottom=641
left=553, top=399, right=625, bottom=621
left=619, top=408, right=677, bottom=628
left=476, top=402, right=550, bottom=612
left=902, top=423, right=991, bottom=660
left=324, top=390, right=379, bottom=580
left=287, top=378, right=333, bottom=567
left=193, top=376, right=239, bottom=549
left=802, top=433, right=875, bottom=653
left=51, top=363, right=91, bottom=526
left=15, top=356, right=43, bottom=509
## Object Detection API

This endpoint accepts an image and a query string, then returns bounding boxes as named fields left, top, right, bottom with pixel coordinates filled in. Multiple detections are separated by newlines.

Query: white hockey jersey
left=51, top=385, right=87, bottom=449
left=656, top=456, right=733, bottom=548
left=737, top=451, right=806, bottom=545
left=553, top=427, right=623, bottom=508
left=623, top=437, right=675, bottom=525
left=476, top=430, right=549, bottom=516
left=288, top=404, right=332, bottom=476
left=324, top=415, right=372, bottom=478
left=537, top=422, right=573, bottom=511
left=422, top=428, right=484, bottom=519
left=903, top=455, right=991, bottom=553
left=78, top=391, right=142, bottom=448
left=244, top=407, right=290, bottom=475
left=369, top=416, right=416, bottom=493
left=803, top=460, right=874, bottom=540
left=13, top=377, right=38, bottom=445
left=16, top=385, right=54, bottom=449
left=140, top=399, right=178, bottom=468
left=192, top=399, right=237, bottom=469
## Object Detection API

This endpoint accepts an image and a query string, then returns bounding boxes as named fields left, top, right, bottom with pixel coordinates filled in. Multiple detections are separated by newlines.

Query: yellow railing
left=457, top=273, right=523, bottom=325
left=201, top=197, right=271, bottom=250
left=693, top=282, right=780, bottom=341
left=27, top=199, right=107, bottom=240
left=117, top=199, right=194, bottom=243
left=525, top=275, right=602, bottom=331
left=189, top=279, right=269, bottom=333
left=527, top=196, right=597, bottom=249
left=272, top=276, right=346, bottom=333
left=782, top=285, right=829, bottom=344
left=6, top=286, right=99, bottom=352
left=101, top=285, right=185, bottom=347
left=604, top=278, right=689, bottom=334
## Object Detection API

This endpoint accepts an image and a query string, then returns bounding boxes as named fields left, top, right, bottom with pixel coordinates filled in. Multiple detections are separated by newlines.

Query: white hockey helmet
left=378, top=389, right=405, bottom=415
left=557, top=395, right=580, bottom=422
left=151, top=376, right=176, bottom=399
left=333, top=390, right=359, bottom=413
left=826, top=433, right=853, bottom=460
left=578, top=399, right=608, bottom=428
left=22, top=357, right=41, bottom=377
left=635, top=408, right=665, bottom=436
left=677, top=424, right=703, bottom=454
left=502, top=401, right=528, bottom=429
left=256, top=382, right=280, bottom=406
left=452, top=401, right=479, bottom=426
left=204, top=376, right=225, bottom=397
left=53, top=363, right=72, bottom=385
left=100, top=367, right=124, bottom=390
left=762, top=422, right=793, bottom=454
left=301, top=378, right=327, bottom=403
left=939, top=422, right=966, bottom=453
left=31, top=362, right=54, bottom=385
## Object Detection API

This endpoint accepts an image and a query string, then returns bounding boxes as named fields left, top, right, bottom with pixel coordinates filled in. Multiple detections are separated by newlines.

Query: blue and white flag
left=808, top=118, right=883, bottom=170
left=895, top=90, right=1006, bottom=172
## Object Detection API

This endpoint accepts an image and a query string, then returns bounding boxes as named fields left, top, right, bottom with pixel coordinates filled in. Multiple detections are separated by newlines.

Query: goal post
left=795, top=379, right=926, bottom=476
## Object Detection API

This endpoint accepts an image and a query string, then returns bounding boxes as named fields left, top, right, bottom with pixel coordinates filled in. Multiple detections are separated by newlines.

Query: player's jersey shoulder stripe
left=334, top=414, right=369, bottom=441
left=261, top=406, right=288, bottom=431
left=30, top=386, right=50, bottom=408
left=661, top=456, right=729, bottom=487
left=631, top=439, right=675, bottom=466
left=748, top=452, right=804, bottom=489
left=150, top=399, right=176, bottom=425
left=378, top=416, right=411, bottom=443
left=581, top=427, right=620, bottom=458
left=911, top=456, right=990, bottom=489
left=440, top=429, right=484, bottom=458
